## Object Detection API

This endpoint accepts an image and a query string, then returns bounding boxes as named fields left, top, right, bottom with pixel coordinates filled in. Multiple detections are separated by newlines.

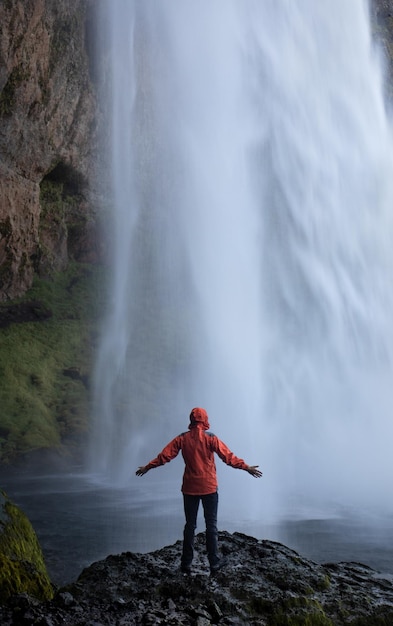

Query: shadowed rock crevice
left=37, top=162, right=98, bottom=277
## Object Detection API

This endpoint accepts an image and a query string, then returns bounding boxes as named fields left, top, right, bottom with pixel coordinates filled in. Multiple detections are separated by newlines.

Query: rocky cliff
left=0, top=0, right=99, bottom=301
left=1, top=532, right=393, bottom=625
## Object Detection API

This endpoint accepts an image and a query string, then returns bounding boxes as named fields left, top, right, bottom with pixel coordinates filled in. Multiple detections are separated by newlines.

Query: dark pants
left=181, top=491, right=219, bottom=569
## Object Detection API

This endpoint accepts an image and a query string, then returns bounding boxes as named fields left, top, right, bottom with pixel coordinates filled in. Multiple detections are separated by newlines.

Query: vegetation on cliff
left=0, top=261, right=106, bottom=463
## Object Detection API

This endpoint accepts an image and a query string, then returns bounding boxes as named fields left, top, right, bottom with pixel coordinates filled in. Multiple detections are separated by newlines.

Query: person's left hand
left=136, top=465, right=150, bottom=476
left=246, top=465, right=263, bottom=478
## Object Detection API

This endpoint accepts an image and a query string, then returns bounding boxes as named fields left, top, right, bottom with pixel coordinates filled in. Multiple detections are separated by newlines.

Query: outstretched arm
left=213, top=437, right=263, bottom=478
left=245, top=465, right=262, bottom=478
left=135, top=435, right=182, bottom=477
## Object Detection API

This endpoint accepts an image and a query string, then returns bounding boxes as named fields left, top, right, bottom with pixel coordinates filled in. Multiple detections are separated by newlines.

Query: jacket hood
left=188, top=407, right=210, bottom=430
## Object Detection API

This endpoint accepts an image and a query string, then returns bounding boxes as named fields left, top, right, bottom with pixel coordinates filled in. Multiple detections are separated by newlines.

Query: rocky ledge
left=2, top=531, right=393, bottom=625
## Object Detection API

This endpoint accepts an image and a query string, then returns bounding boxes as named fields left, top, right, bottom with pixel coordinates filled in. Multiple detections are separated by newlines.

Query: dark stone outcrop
left=1, top=531, right=393, bottom=625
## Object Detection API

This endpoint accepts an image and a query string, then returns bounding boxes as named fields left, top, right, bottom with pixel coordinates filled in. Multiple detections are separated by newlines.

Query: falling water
left=91, top=0, right=393, bottom=520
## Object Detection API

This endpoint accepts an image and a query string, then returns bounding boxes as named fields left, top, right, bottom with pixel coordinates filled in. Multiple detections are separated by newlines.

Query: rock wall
left=0, top=0, right=99, bottom=301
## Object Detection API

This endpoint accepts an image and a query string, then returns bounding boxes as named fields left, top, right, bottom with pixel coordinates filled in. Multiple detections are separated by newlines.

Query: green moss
left=0, top=492, right=53, bottom=601
left=0, top=262, right=106, bottom=462
left=262, top=597, right=333, bottom=626
left=249, top=595, right=275, bottom=614
left=267, top=616, right=333, bottom=626
left=40, top=178, right=64, bottom=208
left=37, top=166, right=90, bottom=276
left=314, top=574, right=331, bottom=592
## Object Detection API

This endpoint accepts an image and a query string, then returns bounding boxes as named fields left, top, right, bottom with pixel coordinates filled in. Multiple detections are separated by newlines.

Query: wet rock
left=0, top=491, right=53, bottom=603
left=1, top=531, right=393, bottom=624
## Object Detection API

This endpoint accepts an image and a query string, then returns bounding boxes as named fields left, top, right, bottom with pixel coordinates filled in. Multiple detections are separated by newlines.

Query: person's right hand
left=136, top=465, right=150, bottom=476
left=246, top=465, right=262, bottom=478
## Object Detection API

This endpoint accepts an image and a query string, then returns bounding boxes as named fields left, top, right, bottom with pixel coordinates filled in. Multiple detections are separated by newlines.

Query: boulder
left=0, top=490, right=53, bottom=603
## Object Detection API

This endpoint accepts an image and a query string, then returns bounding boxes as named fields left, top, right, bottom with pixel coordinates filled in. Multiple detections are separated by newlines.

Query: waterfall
left=91, top=0, right=393, bottom=518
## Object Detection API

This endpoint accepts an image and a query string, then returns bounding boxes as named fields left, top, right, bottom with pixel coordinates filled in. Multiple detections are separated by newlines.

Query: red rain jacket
left=146, top=408, right=248, bottom=495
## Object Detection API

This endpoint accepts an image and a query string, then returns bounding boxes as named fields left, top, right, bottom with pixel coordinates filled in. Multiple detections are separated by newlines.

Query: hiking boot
left=180, top=565, right=191, bottom=575
left=210, top=557, right=228, bottom=576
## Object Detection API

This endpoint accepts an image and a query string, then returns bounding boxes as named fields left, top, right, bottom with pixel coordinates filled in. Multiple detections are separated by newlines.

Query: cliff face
left=0, top=0, right=98, bottom=301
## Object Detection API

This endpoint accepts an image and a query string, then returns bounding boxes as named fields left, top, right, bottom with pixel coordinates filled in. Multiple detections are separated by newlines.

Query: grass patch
left=0, top=262, right=106, bottom=463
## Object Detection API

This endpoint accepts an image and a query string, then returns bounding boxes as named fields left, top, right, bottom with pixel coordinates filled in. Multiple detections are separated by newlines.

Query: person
left=136, top=407, right=262, bottom=575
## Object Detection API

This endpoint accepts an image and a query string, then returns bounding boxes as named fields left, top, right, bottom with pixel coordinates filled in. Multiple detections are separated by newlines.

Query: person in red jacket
left=136, top=407, right=262, bottom=575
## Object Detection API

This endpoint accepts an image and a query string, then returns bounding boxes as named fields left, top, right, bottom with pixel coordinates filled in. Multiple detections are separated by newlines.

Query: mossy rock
left=265, top=596, right=334, bottom=626
left=0, top=490, right=53, bottom=602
